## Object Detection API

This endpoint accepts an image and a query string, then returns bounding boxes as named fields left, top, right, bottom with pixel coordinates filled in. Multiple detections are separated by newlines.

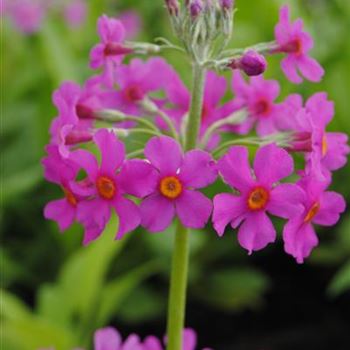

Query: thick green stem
left=166, top=63, right=206, bottom=350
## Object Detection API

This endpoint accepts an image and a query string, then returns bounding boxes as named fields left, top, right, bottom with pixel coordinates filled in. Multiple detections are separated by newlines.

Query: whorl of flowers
left=41, top=1, right=348, bottom=348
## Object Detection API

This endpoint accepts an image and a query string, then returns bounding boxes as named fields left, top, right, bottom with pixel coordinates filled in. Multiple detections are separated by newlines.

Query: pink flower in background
left=274, top=5, right=324, bottom=84
left=50, top=80, right=103, bottom=157
left=112, top=57, right=174, bottom=115
left=231, top=71, right=286, bottom=136
left=140, top=136, right=217, bottom=232
left=42, top=145, right=80, bottom=231
left=7, top=0, right=46, bottom=34
left=283, top=174, right=346, bottom=263
left=64, top=0, right=87, bottom=28
left=69, top=129, right=158, bottom=244
left=119, top=10, right=142, bottom=39
left=213, top=144, right=305, bottom=254
left=279, top=92, right=350, bottom=177
left=92, top=327, right=213, bottom=350
left=90, top=15, right=127, bottom=87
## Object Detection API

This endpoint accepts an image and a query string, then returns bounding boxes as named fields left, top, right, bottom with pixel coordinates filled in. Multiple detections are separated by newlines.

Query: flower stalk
left=166, top=63, right=206, bottom=350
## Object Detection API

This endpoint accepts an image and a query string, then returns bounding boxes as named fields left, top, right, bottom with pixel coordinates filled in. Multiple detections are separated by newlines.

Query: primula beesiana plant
left=42, top=0, right=349, bottom=349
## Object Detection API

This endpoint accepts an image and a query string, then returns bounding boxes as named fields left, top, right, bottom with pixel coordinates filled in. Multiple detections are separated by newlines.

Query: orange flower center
left=247, top=187, right=269, bottom=211
left=322, top=134, right=328, bottom=157
left=63, top=187, right=77, bottom=207
left=96, top=176, right=117, bottom=200
left=159, top=176, right=183, bottom=199
left=304, top=202, right=320, bottom=223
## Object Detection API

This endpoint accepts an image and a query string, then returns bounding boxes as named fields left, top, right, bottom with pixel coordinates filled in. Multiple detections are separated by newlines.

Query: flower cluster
left=43, top=4, right=348, bottom=265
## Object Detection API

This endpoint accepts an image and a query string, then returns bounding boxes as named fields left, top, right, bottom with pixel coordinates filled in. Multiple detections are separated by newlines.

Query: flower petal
left=44, top=199, right=75, bottom=231
left=77, top=198, right=111, bottom=245
left=143, top=336, right=163, bottom=350
left=140, top=193, right=175, bottom=232
left=254, top=144, right=294, bottom=186
left=213, top=193, right=246, bottom=237
left=283, top=218, right=318, bottom=264
left=179, top=150, right=217, bottom=189
left=175, top=190, right=212, bottom=229
left=267, top=183, right=305, bottom=219
left=217, top=146, right=254, bottom=192
left=144, top=136, right=183, bottom=175
left=298, top=55, right=324, bottom=83
left=122, top=334, right=143, bottom=350
left=313, top=191, right=346, bottom=226
left=94, top=129, right=125, bottom=174
left=94, top=327, right=122, bottom=350
left=281, top=56, right=302, bottom=84
left=322, top=132, right=350, bottom=171
left=237, top=211, right=276, bottom=254
left=183, top=328, right=197, bottom=350
left=69, top=149, right=99, bottom=180
left=114, top=197, right=141, bottom=239
left=117, top=159, right=158, bottom=198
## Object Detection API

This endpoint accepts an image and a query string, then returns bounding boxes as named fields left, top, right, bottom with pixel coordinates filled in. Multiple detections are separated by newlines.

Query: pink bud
left=165, top=0, right=180, bottom=16
left=238, top=50, right=267, bottom=76
left=103, top=43, right=133, bottom=56
left=288, top=132, right=313, bottom=152
left=190, top=0, right=203, bottom=18
left=65, top=130, right=93, bottom=145
left=220, top=0, right=234, bottom=10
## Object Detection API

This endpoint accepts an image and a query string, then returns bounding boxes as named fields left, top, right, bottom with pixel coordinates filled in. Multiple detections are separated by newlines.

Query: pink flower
left=69, top=129, right=158, bottom=244
left=119, top=10, right=142, bottom=39
left=90, top=15, right=127, bottom=87
left=231, top=71, right=286, bottom=136
left=64, top=0, right=87, bottom=28
left=112, top=57, right=174, bottom=116
left=274, top=5, right=324, bottom=84
left=42, top=145, right=80, bottom=231
left=50, top=80, right=102, bottom=157
left=7, top=0, right=45, bottom=34
left=283, top=174, right=346, bottom=263
left=140, top=136, right=217, bottom=232
left=213, top=144, right=305, bottom=254
left=280, top=93, right=350, bottom=177
left=94, top=327, right=143, bottom=350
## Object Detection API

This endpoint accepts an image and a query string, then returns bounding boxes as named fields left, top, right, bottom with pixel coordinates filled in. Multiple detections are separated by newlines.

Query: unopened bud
left=228, top=50, right=267, bottom=76
left=165, top=0, right=180, bottom=16
left=190, top=0, right=203, bottom=18
left=288, top=132, right=312, bottom=153
left=65, top=130, right=93, bottom=145
left=220, top=0, right=234, bottom=10
left=103, top=42, right=134, bottom=56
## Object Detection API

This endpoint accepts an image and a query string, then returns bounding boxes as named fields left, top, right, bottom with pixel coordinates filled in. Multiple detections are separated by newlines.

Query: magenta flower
left=112, top=57, right=174, bottom=116
left=283, top=174, right=346, bottom=263
left=119, top=10, right=142, bottom=40
left=213, top=144, right=305, bottom=254
left=274, top=5, right=324, bottom=84
left=42, top=145, right=80, bottom=231
left=140, top=136, right=217, bottom=232
left=64, top=0, right=87, bottom=28
left=231, top=71, right=287, bottom=136
left=6, top=0, right=45, bottom=34
left=90, top=15, right=127, bottom=87
left=69, top=129, right=158, bottom=244
left=50, top=80, right=103, bottom=157
left=280, top=93, right=350, bottom=177
left=94, top=327, right=143, bottom=350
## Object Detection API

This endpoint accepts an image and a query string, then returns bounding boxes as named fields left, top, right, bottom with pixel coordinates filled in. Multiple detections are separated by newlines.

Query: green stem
left=166, top=63, right=206, bottom=350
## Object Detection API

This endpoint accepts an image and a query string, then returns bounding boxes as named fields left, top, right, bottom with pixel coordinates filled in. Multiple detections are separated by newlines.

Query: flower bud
left=220, top=0, right=234, bottom=10
left=239, top=50, right=267, bottom=76
left=165, top=0, right=180, bottom=16
left=190, top=0, right=203, bottom=18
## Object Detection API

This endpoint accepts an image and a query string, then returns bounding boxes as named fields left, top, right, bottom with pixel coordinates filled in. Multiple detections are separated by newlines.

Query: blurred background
left=1, top=0, right=350, bottom=349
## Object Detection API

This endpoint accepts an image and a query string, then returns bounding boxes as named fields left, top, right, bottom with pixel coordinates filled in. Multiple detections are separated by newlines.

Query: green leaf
left=58, top=214, right=125, bottom=321
left=97, top=260, right=160, bottom=326
left=0, top=289, right=32, bottom=322
left=194, top=268, right=270, bottom=311
left=328, top=260, right=350, bottom=297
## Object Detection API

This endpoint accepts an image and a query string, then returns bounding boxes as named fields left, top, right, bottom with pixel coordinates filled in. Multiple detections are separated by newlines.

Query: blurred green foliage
left=1, top=0, right=349, bottom=349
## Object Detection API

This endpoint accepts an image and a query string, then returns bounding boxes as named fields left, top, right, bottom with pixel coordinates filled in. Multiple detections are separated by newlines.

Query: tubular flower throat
left=304, top=202, right=320, bottom=223
left=247, top=187, right=270, bottom=210
left=159, top=176, right=183, bottom=199
left=96, top=176, right=117, bottom=200
left=63, top=187, right=78, bottom=207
